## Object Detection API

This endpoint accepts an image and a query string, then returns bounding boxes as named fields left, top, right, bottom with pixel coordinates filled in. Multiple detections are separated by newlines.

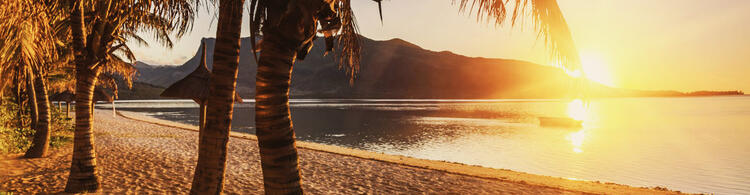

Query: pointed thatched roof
left=50, top=90, right=75, bottom=102
left=160, top=40, right=243, bottom=103
left=94, top=87, right=113, bottom=102
left=49, top=88, right=113, bottom=103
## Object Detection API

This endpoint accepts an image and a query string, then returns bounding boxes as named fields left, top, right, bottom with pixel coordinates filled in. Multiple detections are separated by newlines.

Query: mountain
left=134, top=36, right=587, bottom=99
left=132, top=36, right=742, bottom=99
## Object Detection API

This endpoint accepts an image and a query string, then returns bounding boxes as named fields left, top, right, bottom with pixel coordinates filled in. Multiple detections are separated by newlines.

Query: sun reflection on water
left=566, top=99, right=589, bottom=153
left=567, top=130, right=586, bottom=153
left=567, top=99, right=587, bottom=121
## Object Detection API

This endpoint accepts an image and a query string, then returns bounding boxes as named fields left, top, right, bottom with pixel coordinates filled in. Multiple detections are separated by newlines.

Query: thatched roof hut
left=50, top=90, right=75, bottom=103
left=94, top=87, right=113, bottom=103
left=160, top=40, right=243, bottom=103
left=49, top=88, right=112, bottom=103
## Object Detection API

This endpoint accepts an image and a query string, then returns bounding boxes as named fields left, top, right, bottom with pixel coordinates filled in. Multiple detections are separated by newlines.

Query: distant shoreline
left=115, top=81, right=745, bottom=100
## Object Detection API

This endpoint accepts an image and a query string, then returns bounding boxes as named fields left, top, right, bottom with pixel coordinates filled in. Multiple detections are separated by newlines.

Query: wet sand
left=0, top=109, right=682, bottom=194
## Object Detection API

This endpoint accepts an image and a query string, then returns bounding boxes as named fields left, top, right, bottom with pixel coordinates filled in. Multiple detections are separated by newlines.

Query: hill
left=132, top=36, right=742, bottom=99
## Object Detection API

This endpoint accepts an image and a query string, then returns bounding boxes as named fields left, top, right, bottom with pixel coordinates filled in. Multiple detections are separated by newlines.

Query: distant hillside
left=133, top=36, right=743, bottom=99
left=116, top=82, right=165, bottom=100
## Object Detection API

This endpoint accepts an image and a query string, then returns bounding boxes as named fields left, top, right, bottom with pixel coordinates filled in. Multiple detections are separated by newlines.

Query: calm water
left=111, top=97, right=750, bottom=194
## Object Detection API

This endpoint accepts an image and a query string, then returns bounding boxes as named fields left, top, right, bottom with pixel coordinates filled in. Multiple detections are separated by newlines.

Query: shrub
left=0, top=99, right=73, bottom=154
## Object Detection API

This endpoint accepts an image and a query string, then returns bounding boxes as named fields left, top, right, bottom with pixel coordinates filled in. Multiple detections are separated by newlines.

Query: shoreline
left=115, top=110, right=682, bottom=194
left=0, top=109, right=685, bottom=194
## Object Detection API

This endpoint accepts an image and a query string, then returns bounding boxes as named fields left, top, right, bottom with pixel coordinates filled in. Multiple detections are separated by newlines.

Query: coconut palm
left=64, top=0, right=194, bottom=192
left=189, top=0, right=245, bottom=193
left=0, top=0, right=65, bottom=158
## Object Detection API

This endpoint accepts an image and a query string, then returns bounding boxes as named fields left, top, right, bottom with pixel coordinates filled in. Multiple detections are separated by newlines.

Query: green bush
left=0, top=127, right=33, bottom=154
left=49, top=106, right=74, bottom=148
left=0, top=99, right=74, bottom=155
left=0, top=100, right=32, bottom=154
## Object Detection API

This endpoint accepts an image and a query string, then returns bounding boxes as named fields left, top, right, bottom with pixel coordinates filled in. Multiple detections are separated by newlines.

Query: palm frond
left=247, top=0, right=361, bottom=82
left=333, top=0, right=361, bottom=83
left=454, top=0, right=581, bottom=72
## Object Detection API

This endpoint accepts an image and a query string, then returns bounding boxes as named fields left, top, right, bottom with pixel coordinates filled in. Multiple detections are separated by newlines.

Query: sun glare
left=580, top=52, right=615, bottom=87
left=566, top=99, right=587, bottom=121
left=566, top=130, right=586, bottom=153
left=566, top=99, right=588, bottom=153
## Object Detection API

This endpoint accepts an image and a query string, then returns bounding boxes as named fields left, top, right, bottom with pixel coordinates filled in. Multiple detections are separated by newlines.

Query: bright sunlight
left=566, top=99, right=588, bottom=153
left=566, top=99, right=587, bottom=121
left=580, top=52, right=615, bottom=87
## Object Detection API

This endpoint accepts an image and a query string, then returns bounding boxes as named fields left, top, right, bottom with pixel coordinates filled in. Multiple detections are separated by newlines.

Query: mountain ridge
left=131, top=36, right=742, bottom=99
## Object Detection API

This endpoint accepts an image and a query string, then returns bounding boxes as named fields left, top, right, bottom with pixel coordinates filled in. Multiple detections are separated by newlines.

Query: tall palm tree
left=248, top=1, right=357, bottom=194
left=0, top=0, right=63, bottom=158
left=64, top=0, right=194, bottom=192
left=190, top=0, right=245, bottom=194
left=23, top=64, right=53, bottom=158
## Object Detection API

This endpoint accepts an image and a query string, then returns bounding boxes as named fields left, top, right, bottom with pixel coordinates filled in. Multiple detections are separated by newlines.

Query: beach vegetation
left=0, top=98, right=73, bottom=155
left=1, top=0, right=195, bottom=193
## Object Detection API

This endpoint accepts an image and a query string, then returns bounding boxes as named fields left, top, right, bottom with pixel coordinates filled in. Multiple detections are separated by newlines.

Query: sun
left=579, top=52, right=615, bottom=87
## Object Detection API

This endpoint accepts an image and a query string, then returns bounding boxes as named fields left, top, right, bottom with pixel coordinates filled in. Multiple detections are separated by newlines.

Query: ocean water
left=110, top=96, right=750, bottom=194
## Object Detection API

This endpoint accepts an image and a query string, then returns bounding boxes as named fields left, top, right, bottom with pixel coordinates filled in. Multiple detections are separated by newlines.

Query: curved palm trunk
left=25, top=67, right=52, bottom=158
left=254, top=34, right=304, bottom=195
left=25, top=68, right=38, bottom=129
left=190, top=0, right=244, bottom=194
left=65, top=0, right=101, bottom=192
left=14, top=72, right=22, bottom=128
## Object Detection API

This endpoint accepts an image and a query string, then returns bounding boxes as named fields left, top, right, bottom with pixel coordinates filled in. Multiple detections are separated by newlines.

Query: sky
left=130, top=0, right=750, bottom=93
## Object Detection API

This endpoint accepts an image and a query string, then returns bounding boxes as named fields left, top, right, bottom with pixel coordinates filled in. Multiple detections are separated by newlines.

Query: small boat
left=538, top=117, right=583, bottom=128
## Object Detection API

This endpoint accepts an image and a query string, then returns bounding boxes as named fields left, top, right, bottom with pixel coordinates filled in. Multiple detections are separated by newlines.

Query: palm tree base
left=64, top=177, right=101, bottom=193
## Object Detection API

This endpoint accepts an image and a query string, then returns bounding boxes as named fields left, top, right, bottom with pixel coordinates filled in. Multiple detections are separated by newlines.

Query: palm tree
left=64, top=0, right=194, bottom=192
left=190, top=0, right=245, bottom=194
left=247, top=1, right=355, bottom=194
left=0, top=0, right=63, bottom=158
left=23, top=64, right=53, bottom=158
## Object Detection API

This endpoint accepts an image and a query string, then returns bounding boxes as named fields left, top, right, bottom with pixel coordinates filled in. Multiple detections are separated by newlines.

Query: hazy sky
left=130, top=0, right=750, bottom=92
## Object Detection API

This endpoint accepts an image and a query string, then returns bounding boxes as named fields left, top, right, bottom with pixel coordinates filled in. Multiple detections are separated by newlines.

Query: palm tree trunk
left=112, top=101, right=116, bottom=117
left=14, top=73, right=23, bottom=128
left=65, top=0, right=101, bottom=192
left=252, top=1, right=327, bottom=193
left=254, top=33, right=305, bottom=195
left=66, top=66, right=101, bottom=192
left=25, top=68, right=38, bottom=129
left=190, top=0, right=244, bottom=194
left=198, top=100, right=206, bottom=144
left=25, top=67, right=52, bottom=158
left=66, top=101, right=71, bottom=118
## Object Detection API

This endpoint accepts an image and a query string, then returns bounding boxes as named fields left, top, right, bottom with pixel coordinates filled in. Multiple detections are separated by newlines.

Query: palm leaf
left=455, top=0, right=581, bottom=71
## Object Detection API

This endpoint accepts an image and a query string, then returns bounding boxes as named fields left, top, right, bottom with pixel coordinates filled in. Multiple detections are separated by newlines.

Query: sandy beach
left=0, top=109, right=682, bottom=194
